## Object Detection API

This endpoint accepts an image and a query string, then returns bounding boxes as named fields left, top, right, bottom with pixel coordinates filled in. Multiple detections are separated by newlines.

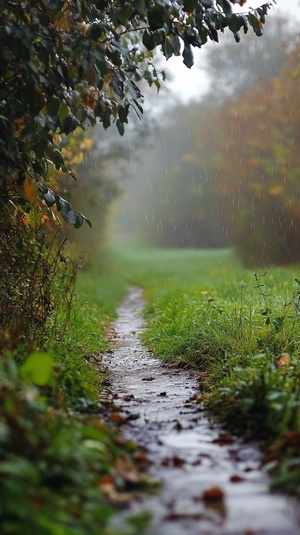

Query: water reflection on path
left=102, top=287, right=300, bottom=535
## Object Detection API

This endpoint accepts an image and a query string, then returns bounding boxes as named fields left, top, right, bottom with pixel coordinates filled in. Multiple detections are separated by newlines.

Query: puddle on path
left=101, top=286, right=300, bottom=535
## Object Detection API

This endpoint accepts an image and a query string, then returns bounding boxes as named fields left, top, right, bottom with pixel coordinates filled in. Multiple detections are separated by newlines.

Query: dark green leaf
left=183, top=0, right=198, bottom=12
left=162, top=37, right=174, bottom=60
left=43, top=189, right=56, bottom=207
left=55, top=195, right=71, bottom=216
left=183, top=43, right=194, bottom=68
left=63, top=209, right=82, bottom=226
left=110, top=75, right=124, bottom=98
left=248, top=12, right=263, bottom=36
left=118, top=105, right=129, bottom=123
left=102, top=108, right=111, bottom=129
left=217, top=0, right=232, bottom=17
left=148, top=4, right=166, bottom=31
left=47, top=97, right=61, bottom=115
left=143, top=29, right=157, bottom=51
left=169, top=34, right=181, bottom=56
left=116, top=119, right=125, bottom=136
left=126, top=79, right=142, bottom=99
left=89, top=23, right=104, bottom=40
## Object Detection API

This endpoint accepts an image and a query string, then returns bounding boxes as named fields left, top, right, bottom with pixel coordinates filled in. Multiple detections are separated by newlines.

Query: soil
left=101, top=286, right=300, bottom=535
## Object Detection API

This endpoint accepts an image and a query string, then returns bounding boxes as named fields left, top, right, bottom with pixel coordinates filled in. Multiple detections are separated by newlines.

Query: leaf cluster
left=0, top=0, right=274, bottom=224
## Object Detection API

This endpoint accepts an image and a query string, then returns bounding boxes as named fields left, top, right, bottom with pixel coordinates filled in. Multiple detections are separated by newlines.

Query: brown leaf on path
left=161, top=455, right=186, bottom=467
left=164, top=512, right=203, bottom=521
left=212, top=433, right=234, bottom=445
left=230, top=474, right=245, bottom=483
left=142, top=376, right=155, bottom=381
left=123, top=394, right=135, bottom=401
left=110, top=412, right=125, bottom=424
left=202, top=486, right=224, bottom=501
left=134, top=451, right=149, bottom=463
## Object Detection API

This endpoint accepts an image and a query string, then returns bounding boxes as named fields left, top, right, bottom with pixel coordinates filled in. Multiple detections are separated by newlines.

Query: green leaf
left=63, top=209, right=84, bottom=227
left=55, top=195, right=71, bottom=216
left=102, top=107, right=111, bottom=129
left=44, top=188, right=56, bottom=207
left=162, top=38, right=173, bottom=60
left=183, top=0, right=198, bottom=12
left=126, top=79, right=142, bottom=99
left=20, top=352, right=53, bottom=386
left=143, top=29, right=157, bottom=50
left=58, top=103, right=70, bottom=122
left=148, top=4, right=166, bottom=31
left=83, top=216, right=92, bottom=228
left=233, top=31, right=240, bottom=43
left=89, top=23, right=104, bottom=40
left=116, top=118, right=125, bottom=136
left=52, top=149, right=64, bottom=170
left=217, top=0, right=232, bottom=17
left=183, top=43, right=194, bottom=68
left=32, top=160, right=43, bottom=175
left=169, top=33, right=181, bottom=56
left=248, top=12, right=263, bottom=37
left=117, top=4, right=134, bottom=25
left=47, top=96, right=61, bottom=115
left=118, top=105, right=129, bottom=123
left=110, top=75, right=124, bottom=98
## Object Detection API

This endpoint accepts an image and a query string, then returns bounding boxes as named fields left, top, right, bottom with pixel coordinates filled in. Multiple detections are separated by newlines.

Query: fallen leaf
left=212, top=433, right=233, bottom=445
left=230, top=474, right=245, bottom=483
left=134, top=451, right=149, bottom=463
left=173, top=420, right=182, bottom=431
left=202, top=486, right=224, bottom=501
left=142, top=377, right=155, bottom=381
left=277, top=354, right=290, bottom=368
left=164, top=512, right=203, bottom=521
left=111, top=412, right=125, bottom=424
left=172, top=456, right=186, bottom=467
left=123, top=394, right=135, bottom=401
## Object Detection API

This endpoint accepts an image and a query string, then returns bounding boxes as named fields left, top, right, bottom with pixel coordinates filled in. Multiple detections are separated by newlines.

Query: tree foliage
left=0, top=0, right=274, bottom=226
left=217, top=36, right=300, bottom=266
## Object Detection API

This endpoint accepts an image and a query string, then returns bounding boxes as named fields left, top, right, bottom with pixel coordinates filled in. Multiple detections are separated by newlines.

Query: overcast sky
left=165, top=0, right=300, bottom=102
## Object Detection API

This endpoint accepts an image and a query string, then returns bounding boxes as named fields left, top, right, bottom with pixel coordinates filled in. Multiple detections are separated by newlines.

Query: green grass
left=0, top=255, right=149, bottom=535
left=109, top=241, right=300, bottom=494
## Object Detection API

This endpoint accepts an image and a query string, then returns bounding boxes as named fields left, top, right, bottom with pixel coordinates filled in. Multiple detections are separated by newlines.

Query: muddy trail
left=101, top=287, right=300, bottom=535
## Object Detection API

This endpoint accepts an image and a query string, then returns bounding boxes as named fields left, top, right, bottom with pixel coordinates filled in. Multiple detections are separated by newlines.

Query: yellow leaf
left=23, top=178, right=37, bottom=204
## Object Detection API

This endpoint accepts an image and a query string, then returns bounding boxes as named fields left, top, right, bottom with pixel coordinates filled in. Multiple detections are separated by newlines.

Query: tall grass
left=0, top=225, right=145, bottom=535
left=110, top=242, right=300, bottom=494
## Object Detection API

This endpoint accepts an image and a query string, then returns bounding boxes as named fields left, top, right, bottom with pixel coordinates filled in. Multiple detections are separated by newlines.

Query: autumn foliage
left=217, top=37, right=300, bottom=265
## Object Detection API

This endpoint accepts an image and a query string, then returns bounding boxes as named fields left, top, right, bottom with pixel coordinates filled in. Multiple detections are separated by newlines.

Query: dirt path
left=101, top=286, right=300, bottom=535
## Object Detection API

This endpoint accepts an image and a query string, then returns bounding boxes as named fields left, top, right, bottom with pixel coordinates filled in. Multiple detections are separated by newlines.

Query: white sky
left=165, top=0, right=300, bottom=102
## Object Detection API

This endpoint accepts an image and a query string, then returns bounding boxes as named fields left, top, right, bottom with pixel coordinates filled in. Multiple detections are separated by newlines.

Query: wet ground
left=101, top=286, right=300, bottom=535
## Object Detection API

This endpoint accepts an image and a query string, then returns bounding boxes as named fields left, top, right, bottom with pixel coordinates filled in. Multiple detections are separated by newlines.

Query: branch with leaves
left=0, top=0, right=275, bottom=227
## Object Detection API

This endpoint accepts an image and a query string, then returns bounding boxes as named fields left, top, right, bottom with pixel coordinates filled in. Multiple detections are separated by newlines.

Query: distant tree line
left=119, top=15, right=300, bottom=266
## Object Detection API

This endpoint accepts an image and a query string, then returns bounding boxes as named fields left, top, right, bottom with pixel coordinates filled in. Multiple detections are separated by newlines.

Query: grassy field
left=107, top=242, right=300, bottom=494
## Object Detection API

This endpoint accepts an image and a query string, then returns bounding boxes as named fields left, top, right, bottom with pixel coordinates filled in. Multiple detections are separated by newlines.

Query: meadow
left=94, top=242, right=300, bottom=494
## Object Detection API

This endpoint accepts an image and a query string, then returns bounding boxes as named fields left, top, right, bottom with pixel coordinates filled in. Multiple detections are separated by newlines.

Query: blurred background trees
left=113, top=14, right=300, bottom=266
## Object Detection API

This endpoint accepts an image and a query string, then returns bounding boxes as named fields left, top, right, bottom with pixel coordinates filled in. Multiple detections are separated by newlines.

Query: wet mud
left=101, top=286, right=300, bottom=535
